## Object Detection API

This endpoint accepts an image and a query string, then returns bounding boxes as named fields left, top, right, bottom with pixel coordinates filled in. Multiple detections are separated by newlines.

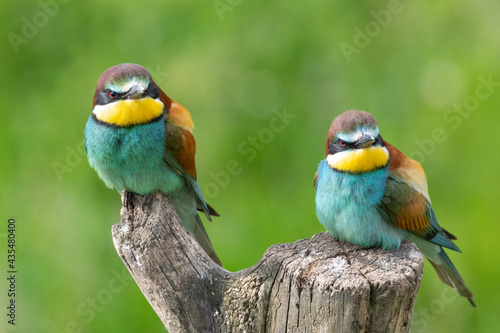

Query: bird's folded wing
left=163, top=126, right=216, bottom=221
left=377, top=142, right=460, bottom=252
left=163, top=148, right=214, bottom=220
left=176, top=129, right=197, bottom=179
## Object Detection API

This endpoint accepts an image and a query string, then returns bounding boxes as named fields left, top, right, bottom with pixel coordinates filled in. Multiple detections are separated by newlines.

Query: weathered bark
left=112, top=192, right=424, bottom=333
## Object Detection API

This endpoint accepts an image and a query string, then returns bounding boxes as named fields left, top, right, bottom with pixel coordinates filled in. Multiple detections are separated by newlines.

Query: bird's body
left=314, top=110, right=474, bottom=306
left=85, top=114, right=184, bottom=194
left=84, top=63, right=221, bottom=265
left=315, top=161, right=404, bottom=249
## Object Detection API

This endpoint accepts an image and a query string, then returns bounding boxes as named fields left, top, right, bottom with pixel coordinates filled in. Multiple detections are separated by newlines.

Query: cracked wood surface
left=112, top=192, right=424, bottom=333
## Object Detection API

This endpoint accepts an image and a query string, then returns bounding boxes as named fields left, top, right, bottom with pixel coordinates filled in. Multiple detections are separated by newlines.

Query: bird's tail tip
left=468, top=297, right=476, bottom=308
left=428, top=250, right=475, bottom=307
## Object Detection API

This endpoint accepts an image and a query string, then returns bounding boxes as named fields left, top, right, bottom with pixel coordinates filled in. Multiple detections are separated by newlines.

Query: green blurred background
left=1, top=0, right=499, bottom=332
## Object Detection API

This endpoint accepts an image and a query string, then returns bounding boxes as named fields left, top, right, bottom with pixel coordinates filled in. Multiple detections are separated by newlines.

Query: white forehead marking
left=337, top=126, right=379, bottom=142
left=106, top=76, right=149, bottom=93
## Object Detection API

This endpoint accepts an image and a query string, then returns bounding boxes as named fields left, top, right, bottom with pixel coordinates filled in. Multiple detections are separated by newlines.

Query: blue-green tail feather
left=430, top=231, right=461, bottom=253
left=428, top=247, right=475, bottom=307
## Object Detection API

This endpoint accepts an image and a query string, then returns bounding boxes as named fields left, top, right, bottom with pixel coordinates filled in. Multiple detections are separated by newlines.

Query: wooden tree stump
left=112, top=192, right=424, bottom=333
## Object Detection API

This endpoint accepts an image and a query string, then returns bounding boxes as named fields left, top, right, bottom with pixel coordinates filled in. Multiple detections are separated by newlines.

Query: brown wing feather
left=393, top=190, right=430, bottom=235
left=160, top=89, right=218, bottom=216
left=380, top=141, right=438, bottom=238
left=160, top=86, right=196, bottom=177
left=176, top=130, right=197, bottom=179
left=159, top=87, right=173, bottom=110
left=385, top=141, right=429, bottom=199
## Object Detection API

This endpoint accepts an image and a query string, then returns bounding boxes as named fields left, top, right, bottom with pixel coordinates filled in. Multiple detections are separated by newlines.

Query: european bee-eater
left=84, top=63, right=221, bottom=265
left=314, top=110, right=474, bottom=306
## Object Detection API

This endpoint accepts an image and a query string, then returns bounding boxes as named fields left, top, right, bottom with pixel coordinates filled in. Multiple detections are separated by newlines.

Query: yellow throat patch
left=92, top=97, right=164, bottom=127
left=327, top=146, right=389, bottom=173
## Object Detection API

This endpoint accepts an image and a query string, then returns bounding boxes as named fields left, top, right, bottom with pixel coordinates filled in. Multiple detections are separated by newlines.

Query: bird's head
left=325, top=110, right=389, bottom=173
left=92, top=63, right=171, bottom=127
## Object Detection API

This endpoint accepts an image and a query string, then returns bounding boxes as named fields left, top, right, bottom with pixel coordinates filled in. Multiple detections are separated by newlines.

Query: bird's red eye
left=339, top=140, right=346, bottom=146
left=109, top=91, right=117, bottom=98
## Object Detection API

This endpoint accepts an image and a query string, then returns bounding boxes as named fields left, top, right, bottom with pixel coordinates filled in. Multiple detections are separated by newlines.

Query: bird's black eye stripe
left=106, top=90, right=125, bottom=99
left=146, top=84, right=160, bottom=99
left=337, top=139, right=355, bottom=149
left=95, top=90, right=123, bottom=105
left=328, top=139, right=353, bottom=154
left=108, top=90, right=125, bottom=99
left=375, top=134, right=384, bottom=146
left=328, top=135, right=384, bottom=155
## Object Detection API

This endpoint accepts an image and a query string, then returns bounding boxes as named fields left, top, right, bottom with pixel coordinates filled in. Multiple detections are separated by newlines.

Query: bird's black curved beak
left=124, top=85, right=144, bottom=99
left=356, top=134, right=375, bottom=148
